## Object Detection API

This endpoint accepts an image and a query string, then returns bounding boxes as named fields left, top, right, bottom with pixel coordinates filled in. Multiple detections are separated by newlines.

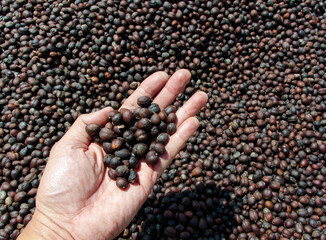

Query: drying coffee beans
left=1, top=0, right=326, bottom=239
left=85, top=96, right=177, bottom=189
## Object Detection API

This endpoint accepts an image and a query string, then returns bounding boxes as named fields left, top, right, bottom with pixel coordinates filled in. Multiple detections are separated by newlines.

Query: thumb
left=59, top=107, right=113, bottom=148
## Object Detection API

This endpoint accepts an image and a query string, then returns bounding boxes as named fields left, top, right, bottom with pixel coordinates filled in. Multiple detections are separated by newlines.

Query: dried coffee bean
left=116, top=165, right=129, bottom=177
left=103, top=154, right=113, bottom=167
left=164, top=105, right=177, bottom=115
left=148, top=103, right=160, bottom=114
left=167, top=113, right=177, bottom=123
left=132, top=143, right=148, bottom=157
left=115, top=149, right=131, bottom=159
left=121, top=109, right=134, bottom=124
left=108, top=157, right=122, bottom=169
left=137, top=118, right=152, bottom=130
left=166, top=123, right=177, bottom=135
left=139, top=108, right=151, bottom=118
left=112, top=112, right=123, bottom=125
left=128, top=170, right=138, bottom=183
left=128, top=155, right=140, bottom=169
left=135, top=129, right=148, bottom=142
left=108, top=169, right=117, bottom=180
left=103, top=142, right=113, bottom=154
left=137, top=96, right=152, bottom=107
left=99, top=128, right=115, bottom=141
left=150, top=114, right=161, bottom=125
left=111, top=139, right=124, bottom=150
left=122, top=130, right=134, bottom=142
left=156, top=133, right=169, bottom=145
left=145, top=151, right=159, bottom=166
left=116, top=178, right=128, bottom=189
left=152, top=143, right=166, bottom=155
left=85, top=123, right=101, bottom=136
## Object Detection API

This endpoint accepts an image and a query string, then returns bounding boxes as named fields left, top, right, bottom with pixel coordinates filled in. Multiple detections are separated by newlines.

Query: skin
left=18, top=69, right=208, bottom=240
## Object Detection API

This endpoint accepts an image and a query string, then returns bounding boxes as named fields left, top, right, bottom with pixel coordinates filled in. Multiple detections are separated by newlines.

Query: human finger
left=153, top=69, right=191, bottom=108
left=121, top=71, right=169, bottom=110
left=175, top=91, right=208, bottom=127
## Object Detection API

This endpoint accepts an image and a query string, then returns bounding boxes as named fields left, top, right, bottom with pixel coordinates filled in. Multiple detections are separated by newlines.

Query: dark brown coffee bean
left=116, top=178, right=128, bottom=189
left=116, top=165, right=129, bottom=177
left=115, top=149, right=131, bottom=159
left=122, top=130, right=134, bottom=142
left=112, top=112, right=123, bottom=125
left=156, top=133, right=169, bottom=145
left=111, top=138, right=124, bottom=150
left=132, top=143, right=148, bottom=157
left=103, top=154, right=113, bottom=166
left=167, top=113, right=177, bottom=123
left=103, top=142, right=113, bottom=154
left=148, top=103, right=160, bottom=114
left=121, top=109, right=134, bottom=124
left=128, top=170, right=138, bottom=183
left=85, top=123, right=101, bottom=135
left=137, top=96, right=152, bottom=107
left=145, top=151, right=159, bottom=166
left=108, top=157, right=122, bottom=169
left=150, top=114, right=161, bottom=125
left=152, top=143, right=165, bottom=155
left=166, top=123, right=177, bottom=135
left=99, top=128, right=115, bottom=141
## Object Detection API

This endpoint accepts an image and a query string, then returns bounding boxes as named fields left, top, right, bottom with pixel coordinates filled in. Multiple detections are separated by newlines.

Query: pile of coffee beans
left=1, top=0, right=326, bottom=239
left=85, top=96, right=177, bottom=189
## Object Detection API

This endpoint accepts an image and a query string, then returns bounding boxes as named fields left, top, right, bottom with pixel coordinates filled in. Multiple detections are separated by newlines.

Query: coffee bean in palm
left=137, top=118, right=152, bottom=130
left=132, top=143, right=148, bottom=157
left=103, top=142, right=113, bottom=154
left=128, top=155, right=140, bottom=169
left=167, top=113, right=177, bottom=123
left=135, top=129, right=148, bottom=142
left=156, top=133, right=169, bottom=145
left=111, top=138, right=124, bottom=150
left=148, top=103, right=160, bottom=114
left=85, top=123, right=101, bottom=136
left=150, top=126, right=160, bottom=137
left=116, top=178, right=128, bottom=189
left=139, top=108, right=151, bottom=118
left=145, top=151, right=159, bottom=166
left=113, top=125, right=125, bottom=135
left=103, top=154, right=113, bottom=167
left=152, top=143, right=166, bottom=155
left=99, top=128, right=115, bottom=141
left=166, top=123, right=177, bottom=135
left=158, top=122, right=167, bottom=132
left=108, top=169, right=117, bottom=180
left=128, top=170, right=138, bottom=183
left=112, top=112, right=123, bottom=125
left=121, top=109, right=134, bottom=124
left=158, top=111, right=167, bottom=121
left=115, top=149, right=131, bottom=159
left=150, top=114, right=161, bottom=125
left=108, top=110, right=119, bottom=120
left=122, top=130, right=134, bottom=142
left=116, top=165, right=129, bottom=177
left=133, top=107, right=142, bottom=119
left=108, top=157, right=122, bottom=169
left=137, top=96, right=152, bottom=108
left=105, top=122, right=113, bottom=130
left=164, top=105, right=177, bottom=115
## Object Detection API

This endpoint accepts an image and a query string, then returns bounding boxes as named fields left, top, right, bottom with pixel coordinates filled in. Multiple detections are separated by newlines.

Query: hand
left=18, top=69, right=208, bottom=240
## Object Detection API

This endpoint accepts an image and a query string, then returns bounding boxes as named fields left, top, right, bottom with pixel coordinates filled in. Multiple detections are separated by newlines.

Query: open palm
left=19, top=70, right=207, bottom=240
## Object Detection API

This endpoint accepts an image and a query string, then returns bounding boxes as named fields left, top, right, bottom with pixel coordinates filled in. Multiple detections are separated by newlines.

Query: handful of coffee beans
left=85, top=96, right=177, bottom=189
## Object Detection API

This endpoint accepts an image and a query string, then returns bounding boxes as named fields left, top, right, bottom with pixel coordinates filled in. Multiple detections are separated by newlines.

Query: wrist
left=18, top=209, right=74, bottom=240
